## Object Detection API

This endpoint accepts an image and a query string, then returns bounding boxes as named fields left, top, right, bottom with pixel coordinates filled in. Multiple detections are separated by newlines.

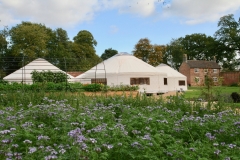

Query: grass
left=0, top=89, right=240, bottom=159
left=184, top=86, right=240, bottom=100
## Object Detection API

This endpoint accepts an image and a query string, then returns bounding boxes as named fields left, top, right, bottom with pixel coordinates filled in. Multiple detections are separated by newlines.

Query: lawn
left=184, top=86, right=240, bottom=100
left=0, top=90, right=240, bottom=159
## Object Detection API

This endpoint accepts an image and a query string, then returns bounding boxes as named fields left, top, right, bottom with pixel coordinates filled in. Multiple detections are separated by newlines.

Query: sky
left=0, top=0, right=240, bottom=57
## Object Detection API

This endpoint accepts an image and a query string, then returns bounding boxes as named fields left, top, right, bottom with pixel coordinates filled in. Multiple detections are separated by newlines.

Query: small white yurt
left=75, top=53, right=168, bottom=93
left=155, top=64, right=187, bottom=91
left=3, top=58, right=74, bottom=84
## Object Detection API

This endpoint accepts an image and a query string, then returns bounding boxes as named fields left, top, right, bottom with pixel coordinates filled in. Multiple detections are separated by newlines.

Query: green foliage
left=101, top=48, right=118, bottom=60
left=31, top=70, right=69, bottom=83
left=0, top=92, right=240, bottom=159
left=108, top=84, right=139, bottom=91
left=133, top=38, right=165, bottom=66
left=82, top=83, right=103, bottom=92
left=0, top=79, right=8, bottom=85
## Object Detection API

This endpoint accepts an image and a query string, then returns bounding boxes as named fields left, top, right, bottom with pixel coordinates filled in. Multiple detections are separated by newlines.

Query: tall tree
left=9, top=22, right=52, bottom=60
left=214, top=14, right=240, bottom=71
left=132, top=38, right=152, bottom=63
left=164, top=38, right=185, bottom=70
left=215, top=14, right=240, bottom=55
left=148, top=45, right=165, bottom=66
left=0, top=26, right=9, bottom=78
left=133, top=38, right=165, bottom=66
left=46, top=28, right=71, bottom=71
left=101, top=48, right=118, bottom=60
left=180, top=34, right=217, bottom=61
left=71, top=30, right=101, bottom=71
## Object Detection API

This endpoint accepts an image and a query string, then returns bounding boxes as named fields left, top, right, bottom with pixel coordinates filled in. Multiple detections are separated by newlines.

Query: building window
left=204, top=69, right=208, bottom=73
left=213, top=69, right=218, bottom=73
left=91, top=78, right=107, bottom=85
left=195, top=77, right=200, bottom=83
left=164, top=78, right=168, bottom=85
left=213, top=77, right=218, bottom=82
left=130, top=78, right=150, bottom=85
left=179, top=80, right=185, bottom=86
left=194, top=68, right=199, bottom=73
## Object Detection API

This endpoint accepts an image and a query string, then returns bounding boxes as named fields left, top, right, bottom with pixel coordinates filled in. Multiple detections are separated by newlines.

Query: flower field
left=0, top=92, right=240, bottom=160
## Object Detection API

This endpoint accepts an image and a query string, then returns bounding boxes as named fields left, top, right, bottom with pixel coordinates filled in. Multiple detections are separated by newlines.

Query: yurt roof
left=3, top=58, right=74, bottom=81
left=156, top=63, right=186, bottom=78
left=76, top=53, right=167, bottom=78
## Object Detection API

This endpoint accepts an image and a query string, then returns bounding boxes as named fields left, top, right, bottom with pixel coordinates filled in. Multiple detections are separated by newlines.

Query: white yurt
left=155, top=64, right=187, bottom=91
left=75, top=53, right=168, bottom=93
left=3, top=58, right=74, bottom=84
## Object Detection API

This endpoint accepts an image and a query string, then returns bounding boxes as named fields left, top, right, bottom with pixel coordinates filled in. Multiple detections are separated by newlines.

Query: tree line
left=0, top=22, right=102, bottom=78
left=133, top=14, right=240, bottom=71
left=0, top=14, right=239, bottom=79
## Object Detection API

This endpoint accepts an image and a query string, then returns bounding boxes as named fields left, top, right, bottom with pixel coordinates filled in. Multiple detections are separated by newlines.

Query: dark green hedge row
left=0, top=81, right=139, bottom=92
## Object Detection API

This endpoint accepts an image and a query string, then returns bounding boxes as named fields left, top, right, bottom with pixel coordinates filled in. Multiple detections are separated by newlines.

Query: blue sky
left=1, top=0, right=240, bottom=56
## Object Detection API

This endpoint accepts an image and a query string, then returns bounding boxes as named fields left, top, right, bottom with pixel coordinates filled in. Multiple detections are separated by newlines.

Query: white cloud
left=0, top=0, right=100, bottom=27
left=162, top=0, right=240, bottom=24
left=0, top=0, right=240, bottom=28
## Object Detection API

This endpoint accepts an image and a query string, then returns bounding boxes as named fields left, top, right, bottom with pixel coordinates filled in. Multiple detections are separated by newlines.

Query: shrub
left=0, top=79, right=8, bottom=85
left=231, top=92, right=240, bottom=103
left=31, top=70, right=70, bottom=83
left=82, top=83, right=103, bottom=92
left=229, top=83, right=239, bottom=87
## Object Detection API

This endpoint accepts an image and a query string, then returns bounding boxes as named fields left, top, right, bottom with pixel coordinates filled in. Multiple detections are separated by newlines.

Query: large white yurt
left=75, top=53, right=168, bottom=93
left=155, top=64, right=187, bottom=91
left=3, top=58, right=74, bottom=84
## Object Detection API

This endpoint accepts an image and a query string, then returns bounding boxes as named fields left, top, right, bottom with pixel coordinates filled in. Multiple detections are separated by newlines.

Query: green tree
left=71, top=30, right=101, bottom=71
left=214, top=14, right=240, bottom=71
left=132, top=38, right=152, bottom=62
left=101, top=48, right=118, bottom=60
left=46, top=28, right=72, bottom=71
left=164, top=38, right=185, bottom=70
left=180, top=34, right=217, bottom=61
left=0, top=26, right=9, bottom=78
left=148, top=45, right=165, bottom=66
left=9, top=22, right=52, bottom=60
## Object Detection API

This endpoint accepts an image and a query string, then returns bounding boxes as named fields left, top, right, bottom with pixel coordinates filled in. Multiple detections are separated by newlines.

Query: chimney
left=213, top=56, right=216, bottom=62
left=183, top=54, right=187, bottom=63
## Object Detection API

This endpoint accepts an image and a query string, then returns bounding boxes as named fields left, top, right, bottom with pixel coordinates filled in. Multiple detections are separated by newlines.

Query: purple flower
left=59, top=149, right=66, bottom=154
left=107, top=144, right=113, bottom=149
left=0, top=130, right=11, bottom=134
left=214, top=149, right=221, bottom=155
left=12, top=144, right=19, bottom=148
left=29, top=147, right=37, bottom=154
left=167, top=152, right=173, bottom=156
left=94, top=147, right=101, bottom=152
left=228, top=144, right=236, bottom=149
left=89, top=138, right=97, bottom=144
left=213, top=143, right=219, bottom=146
left=2, top=139, right=12, bottom=144
left=23, top=140, right=32, bottom=144
left=205, top=132, right=216, bottom=140
left=38, top=135, right=50, bottom=140
left=45, top=155, right=58, bottom=160
left=142, top=134, right=151, bottom=140
left=131, top=142, right=142, bottom=148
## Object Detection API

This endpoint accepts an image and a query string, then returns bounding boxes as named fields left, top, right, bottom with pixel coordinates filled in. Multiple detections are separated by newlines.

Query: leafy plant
left=31, top=70, right=70, bottom=83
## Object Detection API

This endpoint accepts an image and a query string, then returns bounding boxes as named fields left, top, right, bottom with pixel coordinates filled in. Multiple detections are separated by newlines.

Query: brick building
left=179, top=55, right=221, bottom=86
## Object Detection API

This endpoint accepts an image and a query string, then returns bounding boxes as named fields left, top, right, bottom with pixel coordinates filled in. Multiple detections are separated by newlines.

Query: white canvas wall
left=156, top=64, right=187, bottom=91
left=75, top=53, right=168, bottom=93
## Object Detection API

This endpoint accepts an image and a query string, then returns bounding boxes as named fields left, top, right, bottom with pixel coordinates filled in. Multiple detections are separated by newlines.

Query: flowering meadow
left=0, top=91, right=240, bottom=160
